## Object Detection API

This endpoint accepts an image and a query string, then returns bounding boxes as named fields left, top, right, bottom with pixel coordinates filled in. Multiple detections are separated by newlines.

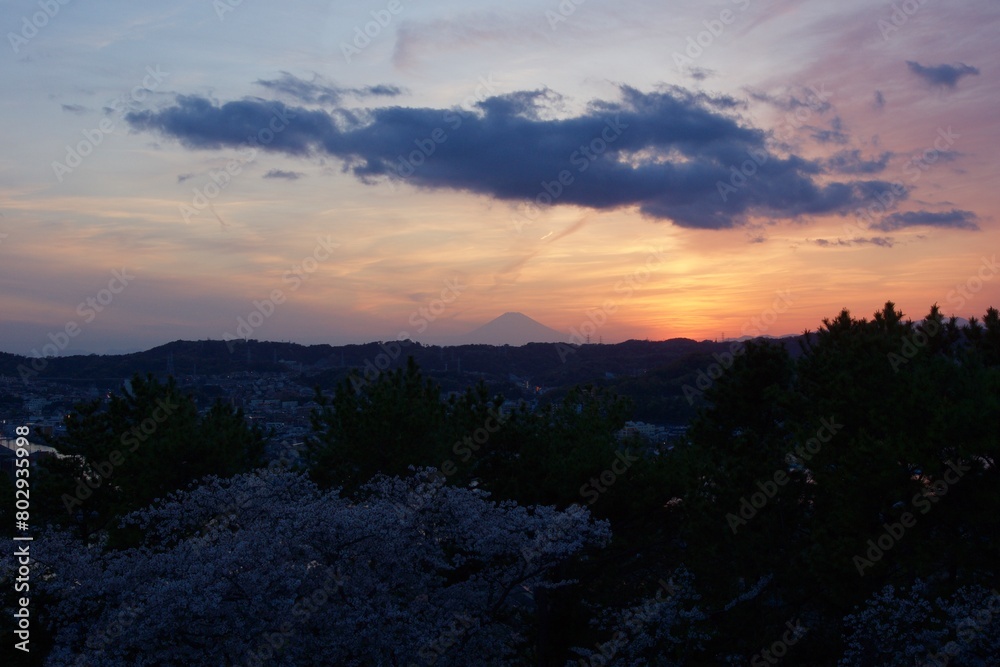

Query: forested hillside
left=2, top=302, right=998, bottom=665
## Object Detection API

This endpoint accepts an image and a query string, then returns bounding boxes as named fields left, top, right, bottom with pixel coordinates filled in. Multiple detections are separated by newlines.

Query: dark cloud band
left=128, top=84, right=907, bottom=230
left=872, top=209, right=980, bottom=232
left=906, top=61, right=980, bottom=88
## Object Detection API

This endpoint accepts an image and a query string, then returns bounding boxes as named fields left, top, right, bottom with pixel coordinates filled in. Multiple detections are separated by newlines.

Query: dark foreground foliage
left=2, top=302, right=998, bottom=665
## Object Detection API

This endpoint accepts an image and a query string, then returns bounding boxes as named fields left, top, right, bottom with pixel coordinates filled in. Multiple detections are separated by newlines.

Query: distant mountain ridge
left=456, top=312, right=568, bottom=345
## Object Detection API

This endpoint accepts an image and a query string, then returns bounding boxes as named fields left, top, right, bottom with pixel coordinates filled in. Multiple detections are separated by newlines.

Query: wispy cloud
left=872, top=209, right=980, bottom=232
left=809, top=116, right=849, bottom=145
left=824, top=149, right=891, bottom=175
left=814, top=236, right=894, bottom=248
left=263, top=169, right=304, bottom=180
left=687, top=67, right=715, bottom=81
left=906, top=61, right=980, bottom=88
left=254, top=72, right=402, bottom=106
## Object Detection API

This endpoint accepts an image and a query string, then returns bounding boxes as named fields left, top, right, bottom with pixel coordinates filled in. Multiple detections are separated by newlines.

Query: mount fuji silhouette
left=456, top=312, right=568, bottom=345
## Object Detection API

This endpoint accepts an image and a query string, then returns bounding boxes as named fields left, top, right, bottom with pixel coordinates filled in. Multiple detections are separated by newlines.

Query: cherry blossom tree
left=14, top=468, right=610, bottom=666
left=839, top=581, right=1000, bottom=666
left=566, top=567, right=712, bottom=667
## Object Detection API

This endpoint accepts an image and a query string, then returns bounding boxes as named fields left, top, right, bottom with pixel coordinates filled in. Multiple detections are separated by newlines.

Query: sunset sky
left=1, top=0, right=998, bottom=355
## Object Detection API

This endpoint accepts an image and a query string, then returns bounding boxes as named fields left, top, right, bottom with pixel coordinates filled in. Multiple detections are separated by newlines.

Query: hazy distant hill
left=454, top=312, right=569, bottom=345
left=1, top=334, right=818, bottom=424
